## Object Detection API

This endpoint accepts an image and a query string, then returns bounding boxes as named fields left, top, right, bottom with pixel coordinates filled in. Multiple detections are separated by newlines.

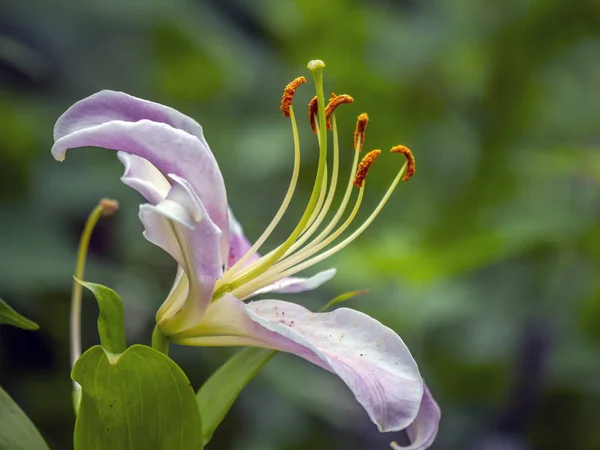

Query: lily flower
left=51, top=60, right=439, bottom=448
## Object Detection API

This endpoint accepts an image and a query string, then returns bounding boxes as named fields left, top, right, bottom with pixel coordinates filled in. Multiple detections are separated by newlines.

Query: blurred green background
left=1, top=0, right=599, bottom=449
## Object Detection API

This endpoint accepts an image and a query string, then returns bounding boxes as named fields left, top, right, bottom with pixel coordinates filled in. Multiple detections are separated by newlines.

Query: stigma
left=212, top=61, right=415, bottom=301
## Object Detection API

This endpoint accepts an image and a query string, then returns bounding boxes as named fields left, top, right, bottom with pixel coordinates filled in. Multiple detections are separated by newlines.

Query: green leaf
left=0, top=297, right=39, bottom=330
left=77, top=280, right=126, bottom=354
left=72, top=344, right=203, bottom=450
left=0, top=387, right=49, bottom=450
left=197, top=348, right=275, bottom=445
left=320, top=289, right=369, bottom=312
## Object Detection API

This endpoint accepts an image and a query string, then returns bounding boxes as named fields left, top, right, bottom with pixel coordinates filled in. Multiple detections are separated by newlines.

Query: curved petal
left=53, top=90, right=208, bottom=146
left=391, top=384, right=440, bottom=450
left=140, top=174, right=223, bottom=333
left=117, top=152, right=170, bottom=204
left=174, top=295, right=423, bottom=432
left=250, top=268, right=337, bottom=297
left=52, top=112, right=229, bottom=262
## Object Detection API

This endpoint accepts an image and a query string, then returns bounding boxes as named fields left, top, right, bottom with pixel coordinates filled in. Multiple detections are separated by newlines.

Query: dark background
left=1, top=0, right=599, bottom=449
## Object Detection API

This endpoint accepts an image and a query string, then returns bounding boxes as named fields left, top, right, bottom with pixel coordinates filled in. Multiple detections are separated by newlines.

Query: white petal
left=391, top=384, right=440, bottom=450
left=117, top=152, right=170, bottom=204
left=175, top=295, right=423, bottom=432
left=140, top=175, right=223, bottom=333
left=250, top=268, right=337, bottom=297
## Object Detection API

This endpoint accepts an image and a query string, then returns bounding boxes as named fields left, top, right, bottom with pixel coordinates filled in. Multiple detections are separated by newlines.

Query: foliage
left=0, top=298, right=39, bottom=330
left=72, top=345, right=203, bottom=450
left=0, top=0, right=599, bottom=448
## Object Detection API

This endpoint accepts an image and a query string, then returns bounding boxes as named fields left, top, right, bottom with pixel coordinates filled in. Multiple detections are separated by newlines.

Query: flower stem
left=152, top=325, right=170, bottom=356
left=70, top=199, right=118, bottom=412
left=71, top=204, right=105, bottom=367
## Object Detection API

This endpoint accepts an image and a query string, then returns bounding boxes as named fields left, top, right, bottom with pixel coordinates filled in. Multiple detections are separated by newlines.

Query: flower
left=52, top=60, right=439, bottom=448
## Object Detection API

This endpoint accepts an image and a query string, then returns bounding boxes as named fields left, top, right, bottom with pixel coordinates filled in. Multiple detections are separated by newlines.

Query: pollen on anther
left=325, top=93, right=354, bottom=130
left=390, top=145, right=415, bottom=182
left=353, top=113, right=369, bottom=152
left=353, top=149, right=382, bottom=188
left=308, top=96, right=319, bottom=133
left=280, top=76, right=307, bottom=117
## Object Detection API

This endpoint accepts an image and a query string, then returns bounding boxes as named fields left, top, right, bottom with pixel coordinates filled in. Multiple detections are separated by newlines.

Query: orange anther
left=353, top=113, right=369, bottom=152
left=353, top=150, right=381, bottom=188
left=280, top=77, right=307, bottom=117
left=325, top=93, right=354, bottom=130
left=308, top=96, right=319, bottom=133
left=390, top=145, right=415, bottom=182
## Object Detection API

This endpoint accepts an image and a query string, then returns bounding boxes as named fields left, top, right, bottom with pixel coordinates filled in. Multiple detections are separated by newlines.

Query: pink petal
left=227, top=208, right=260, bottom=268
left=140, top=174, right=223, bottom=333
left=391, top=384, right=440, bottom=450
left=52, top=95, right=229, bottom=263
left=53, top=90, right=208, bottom=146
left=117, top=152, right=170, bottom=204
left=250, top=268, right=337, bottom=297
left=175, top=295, right=423, bottom=432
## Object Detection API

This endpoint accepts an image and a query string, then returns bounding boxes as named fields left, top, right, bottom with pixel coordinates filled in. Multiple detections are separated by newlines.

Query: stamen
left=290, top=113, right=363, bottom=255
left=303, top=165, right=329, bottom=231
left=251, top=172, right=327, bottom=270
left=238, top=129, right=330, bottom=272
left=284, top=114, right=341, bottom=255
left=353, top=149, right=381, bottom=188
left=390, top=145, right=415, bottom=182
left=220, top=60, right=418, bottom=302
left=232, top=187, right=365, bottom=300
left=325, top=93, right=354, bottom=130
left=223, top=105, right=303, bottom=278
left=290, top=131, right=360, bottom=254
left=353, top=113, right=369, bottom=152
left=213, top=60, right=329, bottom=297
left=252, top=157, right=412, bottom=289
left=308, top=96, right=319, bottom=133
left=280, top=76, right=307, bottom=117
left=238, top=148, right=416, bottom=297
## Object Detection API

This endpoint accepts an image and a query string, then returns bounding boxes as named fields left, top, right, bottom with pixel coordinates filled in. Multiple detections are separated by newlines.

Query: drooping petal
left=53, top=90, right=208, bottom=147
left=174, top=295, right=423, bottom=432
left=52, top=107, right=229, bottom=262
left=391, top=384, right=440, bottom=450
left=250, top=268, right=337, bottom=296
left=117, top=152, right=170, bottom=204
left=139, top=174, right=222, bottom=333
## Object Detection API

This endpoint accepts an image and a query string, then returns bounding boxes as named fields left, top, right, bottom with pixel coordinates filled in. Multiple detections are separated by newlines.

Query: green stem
left=71, top=204, right=105, bottom=367
left=152, top=325, right=170, bottom=356
left=70, top=199, right=118, bottom=413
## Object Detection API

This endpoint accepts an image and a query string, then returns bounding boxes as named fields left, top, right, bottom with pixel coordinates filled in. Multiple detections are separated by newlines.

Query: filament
left=224, top=105, right=302, bottom=277
left=214, top=64, right=329, bottom=297
left=232, top=162, right=407, bottom=298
